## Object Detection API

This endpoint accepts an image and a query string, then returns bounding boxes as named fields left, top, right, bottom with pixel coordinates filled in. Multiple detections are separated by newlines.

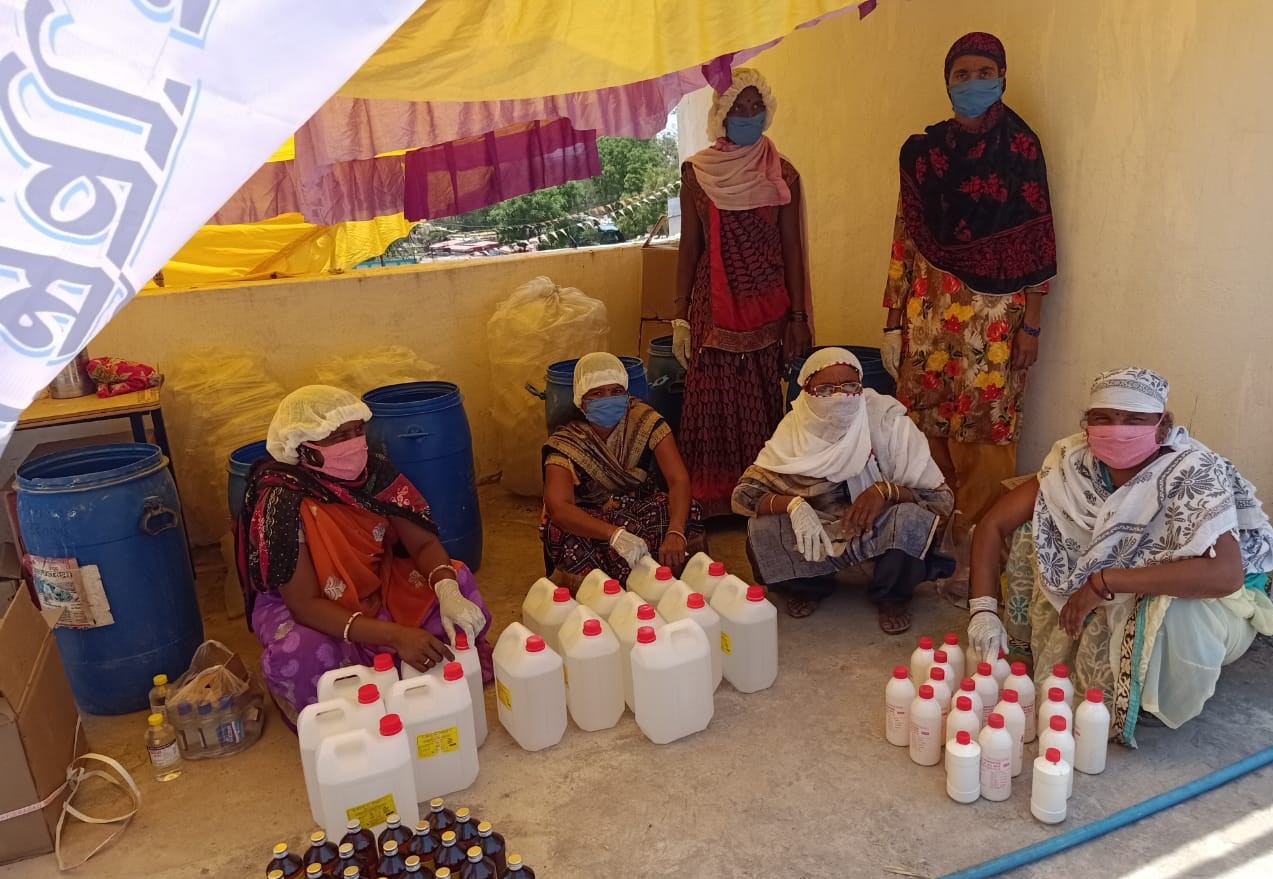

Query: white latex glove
left=671, top=318, right=692, bottom=370
left=609, top=527, right=651, bottom=568
left=881, top=329, right=903, bottom=381
left=968, top=595, right=1009, bottom=663
left=434, top=578, right=486, bottom=644
left=788, top=497, right=834, bottom=563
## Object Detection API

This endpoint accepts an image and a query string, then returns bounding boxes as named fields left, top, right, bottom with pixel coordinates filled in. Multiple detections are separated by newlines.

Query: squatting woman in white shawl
left=967, top=368, right=1273, bottom=745
left=732, top=348, right=954, bottom=631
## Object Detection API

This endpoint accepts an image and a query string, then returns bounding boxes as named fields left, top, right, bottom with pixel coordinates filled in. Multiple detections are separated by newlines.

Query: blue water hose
left=938, top=744, right=1273, bottom=879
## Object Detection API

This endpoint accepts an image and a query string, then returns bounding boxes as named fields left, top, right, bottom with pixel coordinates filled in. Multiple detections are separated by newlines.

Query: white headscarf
left=1088, top=367, right=1170, bottom=414
left=705, top=67, right=777, bottom=141
left=572, top=352, right=627, bottom=407
left=267, top=385, right=371, bottom=464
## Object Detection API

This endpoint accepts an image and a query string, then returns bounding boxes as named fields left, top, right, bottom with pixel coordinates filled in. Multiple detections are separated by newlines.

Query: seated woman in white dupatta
left=968, top=367, right=1273, bottom=745
left=732, top=348, right=954, bottom=631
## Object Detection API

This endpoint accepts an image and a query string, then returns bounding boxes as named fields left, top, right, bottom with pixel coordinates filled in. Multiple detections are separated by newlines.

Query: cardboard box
left=0, top=587, right=86, bottom=865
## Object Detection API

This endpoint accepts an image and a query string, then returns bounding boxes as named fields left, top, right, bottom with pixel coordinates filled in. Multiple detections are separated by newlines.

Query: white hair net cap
left=573, top=352, right=628, bottom=407
left=267, top=385, right=373, bottom=464
left=797, top=347, right=863, bottom=387
left=706, top=67, right=777, bottom=141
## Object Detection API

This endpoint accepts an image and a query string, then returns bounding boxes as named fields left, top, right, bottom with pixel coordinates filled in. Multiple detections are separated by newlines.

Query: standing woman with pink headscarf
left=674, top=68, right=812, bottom=518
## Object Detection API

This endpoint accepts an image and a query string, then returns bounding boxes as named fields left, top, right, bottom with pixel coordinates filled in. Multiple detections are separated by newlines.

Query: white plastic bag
left=487, top=276, right=609, bottom=496
left=313, top=346, right=443, bottom=394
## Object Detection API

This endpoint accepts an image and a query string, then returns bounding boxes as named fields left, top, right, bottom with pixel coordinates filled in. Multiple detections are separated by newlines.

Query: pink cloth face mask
left=1086, top=422, right=1162, bottom=469
left=302, top=435, right=368, bottom=481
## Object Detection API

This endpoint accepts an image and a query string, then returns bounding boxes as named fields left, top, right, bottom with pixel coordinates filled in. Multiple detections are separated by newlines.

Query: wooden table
left=16, top=385, right=172, bottom=462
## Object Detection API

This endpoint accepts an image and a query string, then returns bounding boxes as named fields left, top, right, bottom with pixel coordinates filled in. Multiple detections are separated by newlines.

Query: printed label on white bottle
left=148, top=740, right=180, bottom=768
left=886, top=704, right=907, bottom=740
left=910, top=723, right=935, bottom=753
left=980, top=755, right=1011, bottom=794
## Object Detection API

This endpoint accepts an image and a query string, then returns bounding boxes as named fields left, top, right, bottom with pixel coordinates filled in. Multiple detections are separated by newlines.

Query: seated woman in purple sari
left=236, top=385, right=492, bottom=726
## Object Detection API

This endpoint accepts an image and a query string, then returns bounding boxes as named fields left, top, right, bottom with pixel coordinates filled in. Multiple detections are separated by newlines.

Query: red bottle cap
left=603, top=579, right=621, bottom=595
left=956, top=730, right=972, bottom=745
left=977, top=661, right=992, bottom=676
left=708, top=561, right=726, bottom=576
left=582, top=619, right=602, bottom=636
left=960, top=678, right=976, bottom=692
left=379, top=714, right=403, bottom=736
left=636, top=626, right=656, bottom=644
left=1002, top=689, right=1019, bottom=703
left=1050, top=715, right=1068, bottom=732
left=443, top=662, right=463, bottom=681
left=454, top=630, right=470, bottom=650
left=956, top=695, right=973, bottom=712
left=1010, top=661, right=1027, bottom=676
left=929, top=667, right=945, bottom=681
left=1086, top=688, right=1104, bottom=703
left=1049, top=687, right=1065, bottom=703
left=636, top=604, right=656, bottom=621
left=553, top=587, right=571, bottom=603
left=919, top=636, right=934, bottom=650
left=655, top=566, right=672, bottom=581
left=944, top=632, right=959, bottom=646
left=892, top=666, right=908, bottom=679
left=1046, top=748, right=1061, bottom=763
left=988, top=713, right=1005, bottom=729
left=357, top=684, right=380, bottom=704
left=933, top=649, right=948, bottom=663
left=373, top=653, right=394, bottom=673
left=525, top=635, right=546, bottom=653
left=687, top=593, right=705, bottom=609
left=1053, top=663, right=1070, bottom=678
left=918, top=684, right=934, bottom=699
left=746, top=585, right=765, bottom=602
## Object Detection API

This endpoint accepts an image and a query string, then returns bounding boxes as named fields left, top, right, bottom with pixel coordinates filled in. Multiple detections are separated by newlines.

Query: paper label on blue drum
left=25, top=555, right=114, bottom=628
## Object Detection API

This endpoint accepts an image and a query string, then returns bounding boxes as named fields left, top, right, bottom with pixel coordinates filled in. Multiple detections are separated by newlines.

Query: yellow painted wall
left=686, top=0, right=1273, bottom=491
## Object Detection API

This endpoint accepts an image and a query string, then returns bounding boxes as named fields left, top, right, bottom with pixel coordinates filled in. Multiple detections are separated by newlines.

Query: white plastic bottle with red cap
left=1073, top=688, right=1110, bottom=774
left=1005, top=662, right=1037, bottom=743
left=577, top=570, right=625, bottom=620
left=609, top=593, right=666, bottom=710
left=680, top=554, right=731, bottom=601
left=956, top=677, right=983, bottom=723
left=925, top=666, right=953, bottom=739
left=659, top=591, right=723, bottom=691
left=629, top=620, right=714, bottom=744
left=521, top=579, right=578, bottom=656
left=908, top=683, right=942, bottom=766
left=941, top=633, right=965, bottom=686
left=945, top=729, right=980, bottom=803
left=315, top=713, right=418, bottom=841
left=449, top=630, right=486, bottom=747
left=972, top=662, right=999, bottom=726
left=1042, top=663, right=1076, bottom=708
left=317, top=664, right=376, bottom=704
left=991, top=648, right=1012, bottom=688
left=910, top=636, right=936, bottom=685
left=711, top=580, right=778, bottom=693
left=884, top=666, right=915, bottom=747
left=387, top=663, right=479, bottom=800
left=627, top=558, right=681, bottom=604
left=298, top=699, right=357, bottom=825
left=558, top=611, right=624, bottom=732
left=368, top=652, right=400, bottom=699
left=978, top=713, right=1013, bottom=802
left=947, top=694, right=981, bottom=745
left=1039, top=714, right=1075, bottom=798
left=1037, top=686, right=1073, bottom=742
left=994, top=689, right=1026, bottom=776
left=1031, top=747, right=1070, bottom=824
left=492, top=622, right=567, bottom=752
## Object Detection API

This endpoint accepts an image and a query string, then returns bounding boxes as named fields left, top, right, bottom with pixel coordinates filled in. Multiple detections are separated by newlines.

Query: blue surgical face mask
left=584, top=395, right=629, bottom=429
left=725, top=112, right=766, bottom=147
left=948, top=77, right=1003, bottom=118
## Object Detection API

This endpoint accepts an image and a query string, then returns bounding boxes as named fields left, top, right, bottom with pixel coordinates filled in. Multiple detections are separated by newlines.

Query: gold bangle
left=874, top=483, right=888, bottom=501
left=342, top=611, right=363, bottom=644
left=666, top=529, right=687, bottom=544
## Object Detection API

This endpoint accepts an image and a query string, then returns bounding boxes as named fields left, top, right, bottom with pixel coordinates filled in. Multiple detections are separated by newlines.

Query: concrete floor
left=5, top=483, right=1273, bottom=879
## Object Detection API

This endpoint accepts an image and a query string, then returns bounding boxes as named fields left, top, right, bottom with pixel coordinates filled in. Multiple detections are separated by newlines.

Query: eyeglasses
left=806, top=381, right=863, bottom=398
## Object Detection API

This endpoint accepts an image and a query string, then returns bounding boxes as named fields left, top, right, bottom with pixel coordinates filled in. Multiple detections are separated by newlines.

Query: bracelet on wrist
left=884, top=325, right=903, bottom=333
left=788, top=311, right=808, bottom=323
left=1021, top=323, right=1041, bottom=337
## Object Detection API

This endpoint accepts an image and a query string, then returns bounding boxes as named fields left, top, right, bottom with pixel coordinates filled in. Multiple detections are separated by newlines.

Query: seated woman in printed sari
left=732, top=348, right=954, bottom=630
left=541, top=353, right=706, bottom=588
left=236, top=385, right=493, bottom=726
left=967, top=368, right=1273, bottom=745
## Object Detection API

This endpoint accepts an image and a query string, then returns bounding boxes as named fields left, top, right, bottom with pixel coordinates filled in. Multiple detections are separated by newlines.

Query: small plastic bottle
left=929, top=649, right=954, bottom=690
left=379, top=813, right=414, bottom=852
left=377, top=839, right=407, bottom=879
left=148, top=673, right=170, bottom=715
left=304, top=831, right=340, bottom=876
left=266, top=843, right=304, bottom=879
left=217, top=693, right=244, bottom=749
left=461, top=845, right=498, bottom=879
left=196, top=700, right=222, bottom=756
left=505, top=854, right=536, bottom=878
left=1037, top=686, right=1074, bottom=741
left=453, top=807, right=480, bottom=850
left=434, top=831, right=467, bottom=876
left=428, top=797, right=458, bottom=837
left=884, top=665, right=915, bottom=747
left=1040, top=714, right=1076, bottom=798
left=340, top=819, right=378, bottom=875
left=994, top=688, right=1026, bottom=776
left=144, top=712, right=183, bottom=782
left=908, top=683, right=942, bottom=766
left=406, top=820, right=440, bottom=865
left=1005, top=662, right=1037, bottom=743
left=333, top=842, right=362, bottom=879
left=476, top=821, right=506, bottom=876
left=926, top=666, right=953, bottom=738
left=1031, top=747, right=1070, bottom=824
left=1074, top=688, right=1111, bottom=775
left=909, top=635, right=936, bottom=685
left=972, top=661, right=999, bottom=726
left=991, top=648, right=1012, bottom=688
left=945, top=729, right=981, bottom=804
left=942, top=632, right=966, bottom=685
left=1042, top=662, right=1075, bottom=708
left=957, top=677, right=983, bottom=723
left=947, top=695, right=981, bottom=745
left=172, top=700, right=198, bottom=752
left=978, top=713, right=1013, bottom=802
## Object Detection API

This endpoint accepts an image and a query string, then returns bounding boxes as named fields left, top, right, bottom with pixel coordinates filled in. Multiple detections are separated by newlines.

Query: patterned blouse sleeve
left=731, top=465, right=785, bottom=517
left=884, top=194, right=915, bottom=309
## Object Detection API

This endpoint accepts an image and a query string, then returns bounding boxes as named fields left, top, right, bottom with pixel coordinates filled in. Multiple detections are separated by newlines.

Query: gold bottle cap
left=272, top=843, right=289, bottom=856
left=435, top=870, right=452, bottom=879
left=507, top=854, right=523, bottom=868
left=442, top=831, right=456, bottom=844
left=310, top=831, right=326, bottom=844
left=467, top=846, right=482, bottom=860
left=430, top=797, right=445, bottom=809
left=477, top=821, right=492, bottom=834
left=455, top=807, right=470, bottom=820
left=306, top=866, right=322, bottom=877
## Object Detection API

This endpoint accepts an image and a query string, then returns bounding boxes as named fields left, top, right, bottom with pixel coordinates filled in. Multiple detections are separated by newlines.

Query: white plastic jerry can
left=680, top=553, right=731, bottom=601
left=629, top=620, right=714, bottom=744
left=387, top=664, right=479, bottom=802
left=627, top=557, right=680, bottom=604
left=317, top=664, right=375, bottom=704
left=407, top=629, right=487, bottom=748
left=492, top=622, right=567, bottom=752
left=711, top=580, right=778, bottom=693
left=659, top=591, right=723, bottom=691
left=297, top=699, right=355, bottom=825
left=608, top=593, right=667, bottom=711
left=521, top=578, right=578, bottom=656
left=559, top=611, right=624, bottom=732
left=315, top=714, right=418, bottom=842
left=577, top=569, right=625, bottom=620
